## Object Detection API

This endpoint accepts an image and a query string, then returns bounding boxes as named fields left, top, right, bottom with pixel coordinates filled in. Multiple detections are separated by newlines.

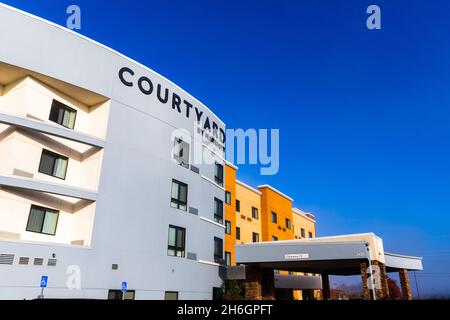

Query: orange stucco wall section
left=259, top=187, right=294, bottom=241
left=225, top=164, right=316, bottom=270
left=224, top=164, right=237, bottom=265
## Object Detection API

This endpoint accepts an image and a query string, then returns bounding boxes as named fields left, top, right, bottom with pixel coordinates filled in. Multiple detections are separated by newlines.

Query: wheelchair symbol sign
left=40, top=276, right=48, bottom=288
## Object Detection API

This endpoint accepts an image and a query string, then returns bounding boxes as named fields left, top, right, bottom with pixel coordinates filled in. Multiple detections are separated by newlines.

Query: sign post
left=39, top=276, right=48, bottom=299
left=121, top=281, right=127, bottom=300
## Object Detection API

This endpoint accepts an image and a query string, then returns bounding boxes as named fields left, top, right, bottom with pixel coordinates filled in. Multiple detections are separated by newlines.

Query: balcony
left=0, top=62, right=109, bottom=247
left=0, top=183, right=95, bottom=246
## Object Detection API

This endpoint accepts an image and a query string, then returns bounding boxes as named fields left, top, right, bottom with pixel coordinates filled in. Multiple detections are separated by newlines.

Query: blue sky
left=3, top=0, right=450, bottom=297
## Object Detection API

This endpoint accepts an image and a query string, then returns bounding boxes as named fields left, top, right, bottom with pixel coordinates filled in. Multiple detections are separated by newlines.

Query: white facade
left=0, top=4, right=226, bottom=299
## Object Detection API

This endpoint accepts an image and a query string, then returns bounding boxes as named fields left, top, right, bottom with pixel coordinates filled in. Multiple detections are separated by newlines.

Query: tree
left=387, top=277, right=402, bottom=300
left=223, top=280, right=244, bottom=300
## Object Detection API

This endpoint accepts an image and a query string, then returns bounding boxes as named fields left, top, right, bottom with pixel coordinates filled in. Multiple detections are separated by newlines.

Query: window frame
left=309, top=231, right=313, bottom=238
left=225, top=251, right=231, bottom=266
left=271, top=211, right=277, bottom=223
left=214, top=237, right=224, bottom=264
left=236, top=227, right=241, bottom=240
left=170, top=179, right=188, bottom=211
left=25, top=205, right=59, bottom=236
left=173, top=137, right=190, bottom=169
left=214, top=197, right=224, bottom=224
left=225, top=220, right=231, bottom=235
left=123, top=290, right=136, bottom=300
left=301, top=228, right=306, bottom=238
left=285, top=218, right=291, bottom=229
left=164, top=291, right=179, bottom=300
left=252, top=232, right=259, bottom=243
left=236, top=199, right=240, bottom=212
left=107, top=290, right=122, bottom=300
left=167, top=225, right=186, bottom=258
left=251, top=207, right=258, bottom=219
left=49, top=99, right=77, bottom=129
left=272, top=236, right=278, bottom=241
left=214, top=162, right=224, bottom=186
left=38, top=149, right=69, bottom=180
left=225, top=191, right=231, bottom=205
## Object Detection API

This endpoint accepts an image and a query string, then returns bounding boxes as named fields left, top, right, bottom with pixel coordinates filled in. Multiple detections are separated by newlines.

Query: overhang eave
left=384, top=252, right=423, bottom=272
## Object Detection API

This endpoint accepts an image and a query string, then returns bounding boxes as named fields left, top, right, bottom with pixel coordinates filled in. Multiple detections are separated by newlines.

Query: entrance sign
left=284, top=253, right=309, bottom=260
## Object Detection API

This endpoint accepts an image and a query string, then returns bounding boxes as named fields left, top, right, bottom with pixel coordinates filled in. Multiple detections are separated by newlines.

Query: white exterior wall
left=0, top=127, right=103, bottom=191
left=0, top=4, right=226, bottom=300
left=0, top=77, right=109, bottom=139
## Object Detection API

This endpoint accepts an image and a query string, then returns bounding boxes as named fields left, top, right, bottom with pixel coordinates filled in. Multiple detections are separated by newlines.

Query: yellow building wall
left=292, top=209, right=317, bottom=300
left=293, top=209, right=316, bottom=239
left=234, top=181, right=261, bottom=246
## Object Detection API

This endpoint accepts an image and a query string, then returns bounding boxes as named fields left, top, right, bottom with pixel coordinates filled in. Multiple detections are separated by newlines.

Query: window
left=38, top=149, right=68, bottom=180
left=108, top=290, right=134, bottom=300
left=309, top=231, right=313, bottom=238
left=252, top=232, right=259, bottom=243
left=225, top=220, right=231, bottom=235
left=252, top=207, right=258, bottom=219
left=123, top=291, right=135, bottom=300
left=286, top=218, right=291, bottom=229
left=164, top=291, right=178, bottom=300
left=271, top=211, right=277, bottom=223
left=272, top=236, right=278, bottom=241
left=26, top=205, right=59, bottom=235
left=170, top=179, right=188, bottom=211
left=236, top=200, right=240, bottom=212
left=173, top=138, right=189, bottom=168
left=301, top=228, right=305, bottom=238
left=236, top=227, right=241, bottom=240
left=214, top=237, right=223, bottom=264
left=214, top=163, right=224, bottom=186
left=225, top=191, right=231, bottom=204
left=214, top=198, right=223, bottom=224
left=167, top=225, right=186, bottom=257
left=225, top=252, right=231, bottom=266
left=107, top=290, right=122, bottom=300
left=49, top=99, right=77, bottom=129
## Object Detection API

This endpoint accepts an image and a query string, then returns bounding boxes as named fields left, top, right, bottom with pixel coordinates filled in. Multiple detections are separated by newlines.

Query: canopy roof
left=234, top=233, right=423, bottom=276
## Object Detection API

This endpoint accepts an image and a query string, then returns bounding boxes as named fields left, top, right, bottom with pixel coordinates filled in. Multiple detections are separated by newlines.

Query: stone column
left=399, top=269, right=413, bottom=300
left=371, top=260, right=389, bottom=300
left=321, top=273, right=331, bottom=300
left=261, top=268, right=275, bottom=300
left=244, top=266, right=262, bottom=300
left=360, top=261, right=371, bottom=300
left=379, top=262, right=390, bottom=299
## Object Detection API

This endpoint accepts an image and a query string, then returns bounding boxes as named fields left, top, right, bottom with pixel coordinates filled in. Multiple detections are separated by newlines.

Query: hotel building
left=0, top=4, right=422, bottom=300
left=0, top=3, right=227, bottom=300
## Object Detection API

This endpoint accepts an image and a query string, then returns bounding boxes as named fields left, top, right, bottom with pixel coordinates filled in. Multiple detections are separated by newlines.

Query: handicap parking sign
left=121, top=281, right=127, bottom=293
left=40, top=276, right=48, bottom=288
